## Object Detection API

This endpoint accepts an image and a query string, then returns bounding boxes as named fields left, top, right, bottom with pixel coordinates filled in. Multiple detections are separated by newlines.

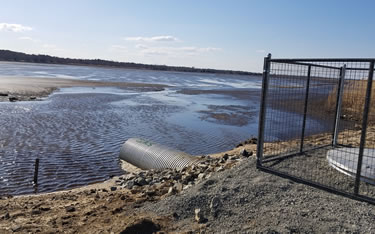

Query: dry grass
left=326, top=79, right=375, bottom=121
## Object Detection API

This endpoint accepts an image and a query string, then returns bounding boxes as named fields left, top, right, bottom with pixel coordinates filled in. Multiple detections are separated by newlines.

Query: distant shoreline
left=0, top=49, right=261, bottom=76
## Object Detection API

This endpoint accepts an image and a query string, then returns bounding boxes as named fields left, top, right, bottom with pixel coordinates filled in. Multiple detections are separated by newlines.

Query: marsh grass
left=326, top=79, right=375, bottom=121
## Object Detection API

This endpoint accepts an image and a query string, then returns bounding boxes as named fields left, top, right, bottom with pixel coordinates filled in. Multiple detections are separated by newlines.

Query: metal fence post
left=354, top=61, right=374, bottom=194
left=257, top=53, right=271, bottom=167
left=300, top=65, right=312, bottom=154
left=332, top=65, right=346, bottom=146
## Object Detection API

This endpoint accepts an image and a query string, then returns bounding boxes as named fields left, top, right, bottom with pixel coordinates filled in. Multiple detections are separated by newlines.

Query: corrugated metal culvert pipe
left=119, top=138, right=200, bottom=170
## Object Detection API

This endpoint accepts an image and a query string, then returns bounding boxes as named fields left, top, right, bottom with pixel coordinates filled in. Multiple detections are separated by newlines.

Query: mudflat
left=0, top=76, right=167, bottom=102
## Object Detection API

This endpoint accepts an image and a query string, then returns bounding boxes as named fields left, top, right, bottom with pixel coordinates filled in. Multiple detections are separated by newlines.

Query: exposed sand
left=0, top=76, right=167, bottom=102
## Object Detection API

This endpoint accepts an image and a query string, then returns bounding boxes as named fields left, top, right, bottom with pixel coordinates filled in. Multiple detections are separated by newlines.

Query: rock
left=210, top=196, right=222, bottom=217
left=125, top=174, right=136, bottom=181
left=3, top=213, right=10, bottom=220
left=12, top=226, right=22, bottom=232
left=174, top=183, right=183, bottom=192
left=90, top=189, right=96, bottom=194
left=172, top=212, right=179, bottom=220
left=135, top=177, right=147, bottom=186
left=102, top=188, right=108, bottom=192
left=216, top=166, right=224, bottom=172
left=65, top=206, right=76, bottom=212
left=9, top=97, right=18, bottom=102
left=198, top=173, right=205, bottom=180
left=194, top=208, right=207, bottom=223
left=31, top=209, right=42, bottom=215
left=40, top=207, right=51, bottom=212
left=230, top=155, right=239, bottom=160
left=249, top=137, right=257, bottom=144
left=125, top=181, right=135, bottom=189
left=110, top=186, right=117, bottom=191
left=223, top=154, right=229, bottom=160
left=242, top=149, right=250, bottom=157
left=0, top=93, right=8, bottom=96
left=30, top=96, right=36, bottom=100
left=236, top=143, right=243, bottom=148
left=240, top=149, right=252, bottom=157
left=167, top=186, right=175, bottom=195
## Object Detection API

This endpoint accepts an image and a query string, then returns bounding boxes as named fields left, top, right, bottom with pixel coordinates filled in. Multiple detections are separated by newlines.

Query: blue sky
left=0, top=0, right=374, bottom=72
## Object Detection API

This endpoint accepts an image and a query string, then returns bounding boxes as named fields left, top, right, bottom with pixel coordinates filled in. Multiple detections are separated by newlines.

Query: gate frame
left=256, top=55, right=375, bottom=204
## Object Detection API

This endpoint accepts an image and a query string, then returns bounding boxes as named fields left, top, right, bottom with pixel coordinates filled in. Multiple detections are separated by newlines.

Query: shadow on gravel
left=120, top=218, right=160, bottom=234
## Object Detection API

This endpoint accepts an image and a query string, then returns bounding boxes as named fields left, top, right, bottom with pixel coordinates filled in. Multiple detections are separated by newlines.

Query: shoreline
left=0, top=76, right=167, bottom=102
left=2, top=129, right=375, bottom=232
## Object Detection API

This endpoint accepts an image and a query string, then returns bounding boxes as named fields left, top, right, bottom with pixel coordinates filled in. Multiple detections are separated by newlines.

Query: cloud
left=18, top=36, right=38, bottom=42
left=0, top=23, right=32, bottom=32
left=124, top=35, right=179, bottom=42
left=256, top=49, right=266, bottom=53
left=41, top=44, right=64, bottom=52
left=136, top=45, right=221, bottom=56
left=110, top=45, right=127, bottom=50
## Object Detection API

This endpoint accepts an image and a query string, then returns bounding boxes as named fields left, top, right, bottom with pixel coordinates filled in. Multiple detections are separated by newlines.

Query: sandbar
left=0, top=76, right=167, bottom=102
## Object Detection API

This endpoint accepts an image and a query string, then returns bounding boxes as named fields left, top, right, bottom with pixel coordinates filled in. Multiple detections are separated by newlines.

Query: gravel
left=140, top=157, right=375, bottom=233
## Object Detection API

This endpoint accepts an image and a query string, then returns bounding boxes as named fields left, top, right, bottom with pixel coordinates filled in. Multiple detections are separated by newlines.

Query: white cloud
left=41, top=44, right=64, bottom=52
left=136, top=45, right=221, bottom=57
left=0, top=23, right=32, bottom=32
left=124, top=35, right=179, bottom=42
left=111, top=45, right=127, bottom=50
left=135, top=44, right=148, bottom=49
left=18, top=36, right=38, bottom=42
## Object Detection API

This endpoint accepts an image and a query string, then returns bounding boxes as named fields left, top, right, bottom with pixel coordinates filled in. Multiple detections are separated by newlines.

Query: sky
left=0, top=0, right=375, bottom=72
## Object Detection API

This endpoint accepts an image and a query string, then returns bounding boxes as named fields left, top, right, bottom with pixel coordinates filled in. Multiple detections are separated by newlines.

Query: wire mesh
left=258, top=58, right=375, bottom=204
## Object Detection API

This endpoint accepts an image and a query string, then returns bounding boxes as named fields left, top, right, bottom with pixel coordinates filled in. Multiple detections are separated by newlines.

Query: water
left=0, top=62, right=264, bottom=195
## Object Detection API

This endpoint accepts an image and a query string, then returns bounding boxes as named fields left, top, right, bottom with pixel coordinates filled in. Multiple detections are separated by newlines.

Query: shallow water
left=0, top=62, right=334, bottom=195
left=0, top=62, right=265, bottom=195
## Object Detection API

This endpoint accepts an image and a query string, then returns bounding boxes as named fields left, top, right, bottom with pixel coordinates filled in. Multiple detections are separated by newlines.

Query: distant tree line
left=0, top=50, right=260, bottom=76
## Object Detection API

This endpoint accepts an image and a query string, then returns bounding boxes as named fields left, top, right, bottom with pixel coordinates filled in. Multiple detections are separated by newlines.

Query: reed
left=326, top=79, right=375, bottom=121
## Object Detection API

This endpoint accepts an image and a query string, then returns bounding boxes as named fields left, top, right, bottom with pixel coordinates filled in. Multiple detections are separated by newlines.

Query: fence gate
left=257, top=55, right=375, bottom=204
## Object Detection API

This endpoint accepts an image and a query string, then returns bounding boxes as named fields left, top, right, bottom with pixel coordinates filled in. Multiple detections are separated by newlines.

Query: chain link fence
left=257, top=55, right=375, bottom=204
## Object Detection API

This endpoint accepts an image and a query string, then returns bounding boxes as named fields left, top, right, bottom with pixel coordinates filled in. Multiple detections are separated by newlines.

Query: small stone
left=102, top=188, right=108, bottom=192
left=124, top=174, right=135, bottom=180
left=174, top=183, right=183, bottom=192
left=110, top=186, right=117, bottom=191
left=4, top=213, right=10, bottom=219
left=31, top=209, right=42, bottom=215
left=9, top=97, right=18, bottom=102
left=12, top=226, right=22, bottom=232
left=172, top=212, right=179, bottom=220
left=210, top=196, right=222, bottom=217
left=135, top=177, right=147, bottom=186
left=40, top=207, right=50, bottom=212
left=0, top=93, right=8, bottom=97
left=168, top=186, right=175, bottom=195
left=125, top=181, right=135, bottom=189
left=90, top=189, right=96, bottom=194
left=223, top=154, right=229, bottom=160
left=30, top=96, right=36, bottom=100
left=194, top=208, right=207, bottom=223
left=236, top=143, right=243, bottom=148
left=216, top=166, right=224, bottom=172
left=230, top=155, right=240, bottom=160
left=65, top=206, right=76, bottom=212
left=249, top=137, right=257, bottom=144
left=198, top=173, right=205, bottom=180
left=240, top=149, right=249, bottom=157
